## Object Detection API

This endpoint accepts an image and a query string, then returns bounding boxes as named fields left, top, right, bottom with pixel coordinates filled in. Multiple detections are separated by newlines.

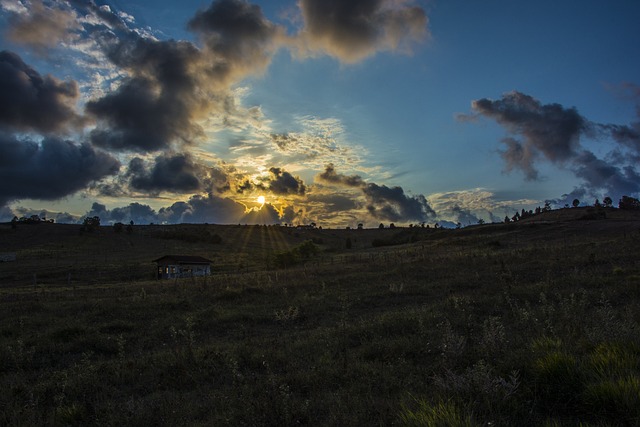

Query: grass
left=1, top=212, right=640, bottom=425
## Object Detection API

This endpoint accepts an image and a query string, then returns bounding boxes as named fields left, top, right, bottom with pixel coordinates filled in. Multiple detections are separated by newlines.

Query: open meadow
left=1, top=208, right=640, bottom=426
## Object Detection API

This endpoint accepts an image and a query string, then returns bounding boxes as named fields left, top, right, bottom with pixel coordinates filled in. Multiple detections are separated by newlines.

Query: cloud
left=85, top=201, right=158, bottom=225
left=465, top=91, right=587, bottom=180
left=127, top=154, right=202, bottom=194
left=306, top=193, right=359, bottom=212
left=0, top=134, right=120, bottom=207
left=86, top=38, right=206, bottom=152
left=0, top=0, right=435, bottom=228
left=4, top=0, right=80, bottom=53
left=598, top=84, right=640, bottom=156
left=162, top=193, right=247, bottom=224
left=266, top=167, right=306, bottom=195
left=317, top=163, right=365, bottom=187
left=0, top=50, right=83, bottom=133
left=295, top=0, right=428, bottom=63
left=320, top=165, right=433, bottom=223
left=363, top=182, right=434, bottom=222
left=241, top=202, right=287, bottom=224
left=188, top=0, right=284, bottom=85
left=571, top=150, right=640, bottom=200
left=316, top=163, right=435, bottom=222
left=464, top=90, right=640, bottom=201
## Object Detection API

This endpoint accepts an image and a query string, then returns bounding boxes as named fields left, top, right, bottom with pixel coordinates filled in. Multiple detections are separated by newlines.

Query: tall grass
left=1, top=220, right=639, bottom=425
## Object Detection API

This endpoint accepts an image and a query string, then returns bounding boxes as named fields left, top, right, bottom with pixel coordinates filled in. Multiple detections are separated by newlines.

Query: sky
left=0, top=0, right=639, bottom=227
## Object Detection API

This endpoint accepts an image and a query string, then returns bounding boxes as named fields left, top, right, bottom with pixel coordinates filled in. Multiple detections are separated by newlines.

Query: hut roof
left=153, top=255, right=213, bottom=264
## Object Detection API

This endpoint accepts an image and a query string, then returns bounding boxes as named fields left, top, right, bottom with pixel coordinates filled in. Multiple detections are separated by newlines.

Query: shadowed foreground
left=1, top=213, right=640, bottom=425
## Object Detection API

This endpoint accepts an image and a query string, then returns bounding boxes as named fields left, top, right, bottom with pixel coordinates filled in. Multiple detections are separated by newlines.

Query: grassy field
left=1, top=208, right=640, bottom=426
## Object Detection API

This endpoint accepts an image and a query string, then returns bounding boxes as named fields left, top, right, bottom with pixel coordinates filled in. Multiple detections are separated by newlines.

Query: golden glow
left=257, top=195, right=266, bottom=205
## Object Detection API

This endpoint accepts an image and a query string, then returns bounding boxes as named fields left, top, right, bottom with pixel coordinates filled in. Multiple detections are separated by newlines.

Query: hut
left=153, top=255, right=212, bottom=279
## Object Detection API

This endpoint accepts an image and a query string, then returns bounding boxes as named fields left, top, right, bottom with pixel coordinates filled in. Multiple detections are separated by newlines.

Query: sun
left=257, top=195, right=266, bottom=205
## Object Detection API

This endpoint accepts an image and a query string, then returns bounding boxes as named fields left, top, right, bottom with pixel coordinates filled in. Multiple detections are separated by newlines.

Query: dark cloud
left=0, top=51, right=83, bottom=133
left=188, top=0, right=282, bottom=84
left=466, top=90, right=640, bottom=202
left=86, top=37, right=205, bottom=152
left=306, top=193, right=359, bottom=211
left=127, top=154, right=202, bottom=193
left=597, top=85, right=640, bottom=154
left=84, top=194, right=265, bottom=225
left=85, top=0, right=284, bottom=154
left=163, top=193, right=247, bottom=224
left=297, top=0, right=428, bottom=63
left=267, top=167, right=306, bottom=195
left=317, top=163, right=365, bottom=187
left=236, top=179, right=254, bottom=193
left=363, top=183, right=435, bottom=222
left=316, top=163, right=435, bottom=222
left=571, top=150, right=640, bottom=201
left=499, top=137, right=538, bottom=180
left=0, top=134, right=120, bottom=207
left=85, top=201, right=158, bottom=225
left=4, top=206, right=79, bottom=223
left=468, top=91, right=587, bottom=179
left=449, top=205, right=481, bottom=226
left=604, top=123, right=640, bottom=154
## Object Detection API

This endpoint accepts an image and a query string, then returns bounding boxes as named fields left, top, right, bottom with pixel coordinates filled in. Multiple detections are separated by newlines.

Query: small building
left=153, top=255, right=213, bottom=279
left=0, top=253, right=16, bottom=262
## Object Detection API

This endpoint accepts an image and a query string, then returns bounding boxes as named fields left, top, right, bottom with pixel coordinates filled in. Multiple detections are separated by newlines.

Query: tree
left=389, top=223, right=396, bottom=229
left=619, top=195, right=640, bottom=210
left=572, top=199, right=580, bottom=208
left=543, top=201, right=552, bottom=212
left=603, top=196, right=613, bottom=208
left=504, top=215, right=510, bottom=223
left=357, top=223, right=363, bottom=230
left=82, top=216, right=101, bottom=232
left=378, top=223, right=384, bottom=229
left=594, top=199, right=601, bottom=207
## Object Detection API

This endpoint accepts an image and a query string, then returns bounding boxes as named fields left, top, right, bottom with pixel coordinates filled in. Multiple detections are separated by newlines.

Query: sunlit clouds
left=0, top=1, right=639, bottom=227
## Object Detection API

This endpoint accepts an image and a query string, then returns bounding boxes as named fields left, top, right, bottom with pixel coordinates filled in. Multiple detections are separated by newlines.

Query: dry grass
left=1, top=212, right=640, bottom=425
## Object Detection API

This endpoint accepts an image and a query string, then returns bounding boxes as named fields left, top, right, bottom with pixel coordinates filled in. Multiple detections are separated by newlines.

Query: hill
left=1, top=212, right=640, bottom=425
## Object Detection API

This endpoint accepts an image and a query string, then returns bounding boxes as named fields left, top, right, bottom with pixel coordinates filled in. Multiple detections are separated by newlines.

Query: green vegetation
left=1, top=209, right=639, bottom=425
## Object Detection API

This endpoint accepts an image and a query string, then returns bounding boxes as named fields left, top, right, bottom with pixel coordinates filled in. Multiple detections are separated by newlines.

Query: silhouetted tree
left=378, top=223, right=384, bottom=229
left=389, top=223, right=396, bottom=229
left=603, top=196, right=613, bottom=208
left=543, top=201, right=552, bottom=212
left=357, top=223, right=363, bottom=230
left=594, top=199, right=601, bottom=207
left=82, top=216, right=101, bottom=232
left=572, top=199, right=580, bottom=208
left=619, top=195, right=640, bottom=210
left=504, top=216, right=510, bottom=223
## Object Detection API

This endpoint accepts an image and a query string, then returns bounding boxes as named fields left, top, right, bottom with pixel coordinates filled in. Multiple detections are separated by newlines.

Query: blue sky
left=1, top=0, right=639, bottom=227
